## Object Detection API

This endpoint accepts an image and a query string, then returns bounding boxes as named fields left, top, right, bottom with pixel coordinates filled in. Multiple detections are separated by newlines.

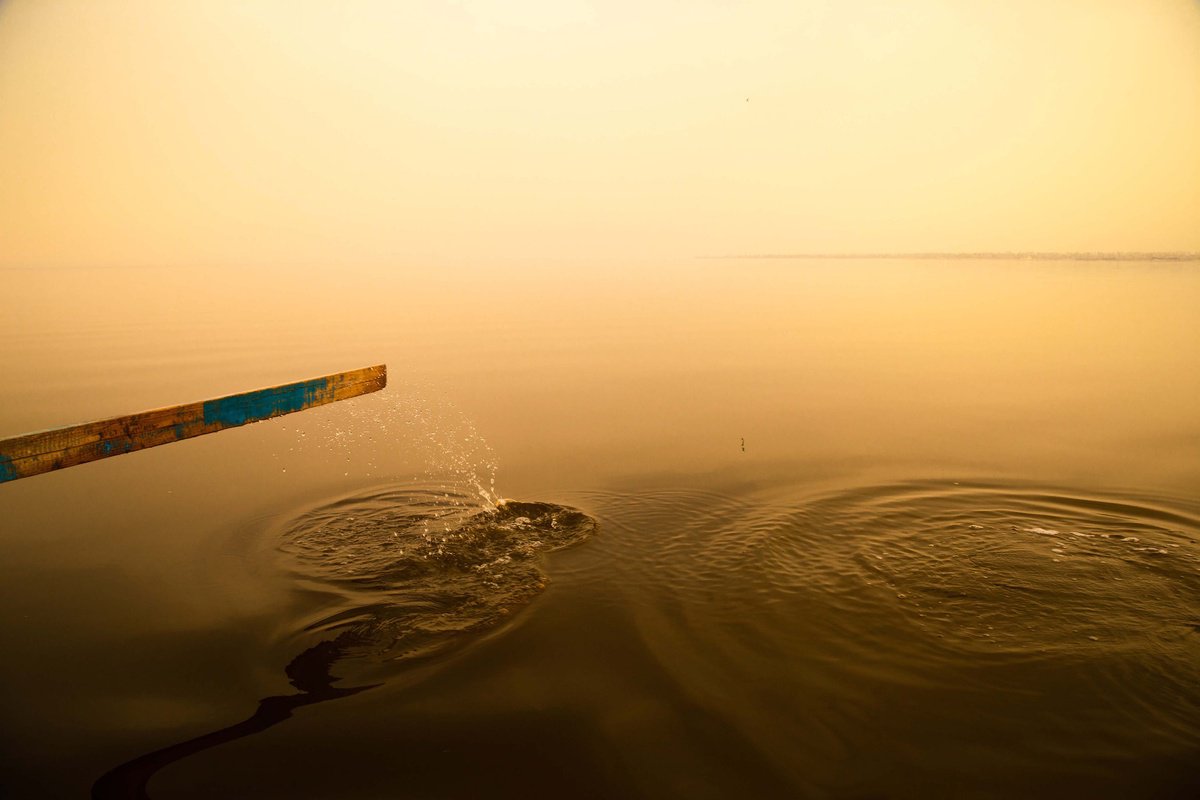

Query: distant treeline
left=704, top=252, right=1200, bottom=261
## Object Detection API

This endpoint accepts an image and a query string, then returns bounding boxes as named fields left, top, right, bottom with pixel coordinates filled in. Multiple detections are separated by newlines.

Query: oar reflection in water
left=92, top=494, right=597, bottom=799
left=92, top=634, right=377, bottom=800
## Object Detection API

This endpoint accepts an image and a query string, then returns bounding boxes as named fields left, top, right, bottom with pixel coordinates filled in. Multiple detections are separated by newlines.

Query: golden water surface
left=1, top=257, right=1199, bottom=797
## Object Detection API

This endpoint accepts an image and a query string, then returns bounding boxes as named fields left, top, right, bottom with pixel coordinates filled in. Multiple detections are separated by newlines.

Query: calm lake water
left=2, top=258, right=1199, bottom=798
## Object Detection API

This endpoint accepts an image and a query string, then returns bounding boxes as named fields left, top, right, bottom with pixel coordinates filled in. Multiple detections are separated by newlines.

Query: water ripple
left=275, top=484, right=596, bottom=666
left=572, top=480, right=1200, bottom=783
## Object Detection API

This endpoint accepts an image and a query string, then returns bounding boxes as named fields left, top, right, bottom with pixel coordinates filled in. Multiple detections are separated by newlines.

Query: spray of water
left=283, top=382, right=501, bottom=510
left=399, top=392, right=500, bottom=508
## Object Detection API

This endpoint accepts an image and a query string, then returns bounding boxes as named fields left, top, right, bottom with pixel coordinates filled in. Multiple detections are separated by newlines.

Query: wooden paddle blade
left=0, top=364, right=387, bottom=483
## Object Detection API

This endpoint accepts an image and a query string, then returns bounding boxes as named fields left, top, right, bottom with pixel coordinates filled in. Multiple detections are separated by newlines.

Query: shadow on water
left=92, top=489, right=597, bottom=800
left=91, top=477, right=1200, bottom=798
left=92, top=635, right=377, bottom=800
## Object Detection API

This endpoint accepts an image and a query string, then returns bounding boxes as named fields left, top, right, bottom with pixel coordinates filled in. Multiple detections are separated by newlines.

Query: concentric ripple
left=275, top=485, right=595, bottom=667
left=92, top=489, right=595, bottom=798
left=588, top=481, right=1200, bottom=659
left=576, top=480, right=1200, bottom=781
left=822, top=484, right=1200, bottom=658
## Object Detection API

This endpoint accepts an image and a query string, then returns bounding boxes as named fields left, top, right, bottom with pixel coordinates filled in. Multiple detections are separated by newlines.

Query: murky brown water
left=2, top=258, right=1199, bottom=798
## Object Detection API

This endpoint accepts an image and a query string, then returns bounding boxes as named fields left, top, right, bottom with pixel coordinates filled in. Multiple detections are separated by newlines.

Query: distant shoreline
left=700, top=252, right=1200, bottom=261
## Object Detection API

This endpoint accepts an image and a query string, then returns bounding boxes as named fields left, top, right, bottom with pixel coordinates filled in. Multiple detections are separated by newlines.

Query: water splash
left=94, top=486, right=595, bottom=799
left=399, top=393, right=499, bottom=508
left=285, top=384, right=501, bottom=508
left=276, top=484, right=595, bottom=667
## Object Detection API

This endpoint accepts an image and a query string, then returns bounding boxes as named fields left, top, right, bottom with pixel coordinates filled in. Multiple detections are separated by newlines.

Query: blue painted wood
left=0, top=364, right=386, bottom=483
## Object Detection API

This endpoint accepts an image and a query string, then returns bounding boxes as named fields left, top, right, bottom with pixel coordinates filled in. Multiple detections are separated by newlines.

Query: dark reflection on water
left=3, top=259, right=1195, bottom=797
left=92, top=640, right=376, bottom=800
left=93, top=488, right=596, bottom=799
left=96, top=478, right=1200, bottom=798
left=86, top=477, right=1200, bottom=798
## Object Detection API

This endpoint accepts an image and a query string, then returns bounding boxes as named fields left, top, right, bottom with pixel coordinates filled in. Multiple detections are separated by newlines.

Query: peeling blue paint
left=0, top=366, right=381, bottom=485
left=202, top=377, right=328, bottom=428
left=98, top=439, right=134, bottom=456
left=0, top=454, right=17, bottom=483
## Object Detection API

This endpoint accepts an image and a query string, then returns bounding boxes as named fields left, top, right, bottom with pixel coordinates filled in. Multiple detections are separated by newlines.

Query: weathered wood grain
left=0, top=364, right=386, bottom=483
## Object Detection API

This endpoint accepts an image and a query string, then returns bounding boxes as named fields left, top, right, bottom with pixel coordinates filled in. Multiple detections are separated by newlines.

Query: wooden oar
left=0, top=364, right=386, bottom=484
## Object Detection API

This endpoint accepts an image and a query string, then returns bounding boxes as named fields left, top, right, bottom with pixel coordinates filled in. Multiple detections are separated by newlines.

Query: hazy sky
left=1, top=0, right=1197, bottom=268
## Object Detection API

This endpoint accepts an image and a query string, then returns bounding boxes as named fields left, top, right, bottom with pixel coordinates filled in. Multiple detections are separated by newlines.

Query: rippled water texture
left=4, top=258, right=1199, bottom=798
left=577, top=481, right=1200, bottom=794
left=92, top=487, right=596, bottom=798
left=276, top=486, right=596, bottom=671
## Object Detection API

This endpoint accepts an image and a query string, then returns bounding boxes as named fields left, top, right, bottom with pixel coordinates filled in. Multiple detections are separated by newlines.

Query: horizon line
left=699, top=251, right=1200, bottom=261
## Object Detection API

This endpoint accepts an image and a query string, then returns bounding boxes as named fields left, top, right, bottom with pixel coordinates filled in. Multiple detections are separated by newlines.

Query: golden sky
left=1, top=0, right=1197, bottom=268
